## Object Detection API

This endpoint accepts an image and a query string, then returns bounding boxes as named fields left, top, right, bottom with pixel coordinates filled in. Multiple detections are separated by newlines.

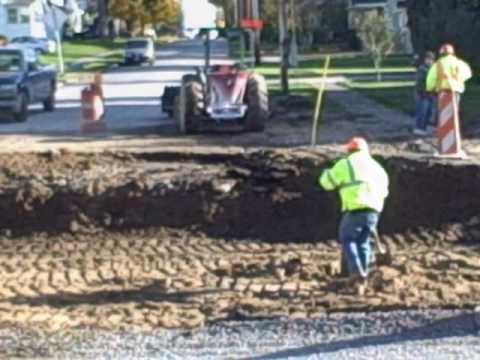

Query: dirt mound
left=0, top=150, right=478, bottom=243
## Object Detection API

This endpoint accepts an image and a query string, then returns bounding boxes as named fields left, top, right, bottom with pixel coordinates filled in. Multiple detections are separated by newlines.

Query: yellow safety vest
left=426, top=55, right=472, bottom=93
left=319, top=151, right=389, bottom=213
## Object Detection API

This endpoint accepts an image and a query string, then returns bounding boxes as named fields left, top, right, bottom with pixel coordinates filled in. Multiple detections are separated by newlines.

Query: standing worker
left=426, top=43, right=472, bottom=111
left=413, top=51, right=436, bottom=135
left=319, top=138, right=389, bottom=295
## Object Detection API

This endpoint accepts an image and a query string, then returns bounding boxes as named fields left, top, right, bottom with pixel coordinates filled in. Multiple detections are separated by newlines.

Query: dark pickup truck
left=0, top=47, right=57, bottom=122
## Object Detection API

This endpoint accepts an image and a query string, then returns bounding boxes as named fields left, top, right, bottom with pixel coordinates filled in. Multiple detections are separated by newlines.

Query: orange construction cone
left=435, top=90, right=466, bottom=158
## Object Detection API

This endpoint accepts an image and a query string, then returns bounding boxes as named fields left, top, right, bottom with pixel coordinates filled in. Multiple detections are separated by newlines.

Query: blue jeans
left=339, top=211, right=380, bottom=279
left=415, top=95, right=434, bottom=130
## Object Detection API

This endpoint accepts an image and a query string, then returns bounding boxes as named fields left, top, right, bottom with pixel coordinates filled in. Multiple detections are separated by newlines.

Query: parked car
left=124, top=38, right=155, bottom=66
left=10, top=36, right=56, bottom=54
left=0, top=47, right=57, bottom=122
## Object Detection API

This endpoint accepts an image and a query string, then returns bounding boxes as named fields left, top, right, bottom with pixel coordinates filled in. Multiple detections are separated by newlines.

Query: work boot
left=413, top=128, right=427, bottom=136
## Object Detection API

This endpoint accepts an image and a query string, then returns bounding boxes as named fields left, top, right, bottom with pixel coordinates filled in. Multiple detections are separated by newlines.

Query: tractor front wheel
left=244, top=73, right=269, bottom=132
left=177, top=75, right=204, bottom=134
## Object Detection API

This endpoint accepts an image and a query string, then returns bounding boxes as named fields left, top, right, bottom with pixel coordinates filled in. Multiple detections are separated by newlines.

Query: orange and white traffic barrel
left=436, top=90, right=465, bottom=158
left=80, top=84, right=106, bottom=133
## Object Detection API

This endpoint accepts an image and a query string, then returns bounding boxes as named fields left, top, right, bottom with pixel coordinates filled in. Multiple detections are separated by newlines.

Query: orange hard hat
left=439, top=43, right=455, bottom=55
left=346, top=137, right=369, bottom=152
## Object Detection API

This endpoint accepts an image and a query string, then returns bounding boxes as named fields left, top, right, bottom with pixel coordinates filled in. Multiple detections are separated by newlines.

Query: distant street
left=0, top=39, right=230, bottom=137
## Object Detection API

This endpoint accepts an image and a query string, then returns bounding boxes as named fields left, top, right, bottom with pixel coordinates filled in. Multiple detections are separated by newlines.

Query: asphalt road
left=0, top=39, right=231, bottom=137
left=1, top=310, right=479, bottom=359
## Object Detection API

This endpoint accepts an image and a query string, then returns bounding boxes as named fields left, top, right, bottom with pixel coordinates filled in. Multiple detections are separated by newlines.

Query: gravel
left=0, top=309, right=479, bottom=359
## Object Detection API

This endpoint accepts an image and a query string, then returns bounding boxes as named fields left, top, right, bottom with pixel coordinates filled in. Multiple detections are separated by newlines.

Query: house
left=0, top=0, right=84, bottom=40
left=348, top=0, right=413, bottom=53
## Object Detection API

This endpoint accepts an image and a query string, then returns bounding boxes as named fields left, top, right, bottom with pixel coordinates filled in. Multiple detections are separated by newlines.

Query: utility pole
left=233, top=0, right=239, bottom=26
left=252, top=0, right=261, bottom=65
left=46, top=0, right=65, bottom=74
left=279, top=0, right=289, bottom=94
left=289, top=0, right=298, bottom=67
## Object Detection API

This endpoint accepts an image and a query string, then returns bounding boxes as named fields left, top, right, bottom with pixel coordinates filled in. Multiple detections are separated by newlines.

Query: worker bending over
left=319, top=138, right=389, bottom=295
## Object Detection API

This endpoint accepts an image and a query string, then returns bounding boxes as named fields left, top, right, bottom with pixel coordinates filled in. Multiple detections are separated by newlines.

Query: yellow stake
left=311, top=55, right=331, bottom=147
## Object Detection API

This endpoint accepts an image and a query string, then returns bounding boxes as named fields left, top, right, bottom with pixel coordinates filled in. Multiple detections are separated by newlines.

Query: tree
left=279, top=0, right=290, bottom=94
left=109, top=0, right=179, bottom=35
left=406, top=0, right=480, bottom=65
left=96, top=0, right=110, bottom=37
left=357, top=12, right=396, bottom=82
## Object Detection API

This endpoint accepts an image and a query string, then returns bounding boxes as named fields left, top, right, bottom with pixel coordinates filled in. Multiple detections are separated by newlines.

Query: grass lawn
left=346, top=80, right=415, bottom=115
left=346, top=79, right=480, bottom=127
left=256, top=54, right=414, bottom=80
left=258, top=53, right=479, bottom=128
left=40, top=39, right=125, bottom=72
left=39, top=35, right=177, bottom=78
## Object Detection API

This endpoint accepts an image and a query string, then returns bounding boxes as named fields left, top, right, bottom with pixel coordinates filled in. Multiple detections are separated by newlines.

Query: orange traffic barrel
left=81, top=84, right=106, bottom=133
left=436, top=90, right=465, bottom=158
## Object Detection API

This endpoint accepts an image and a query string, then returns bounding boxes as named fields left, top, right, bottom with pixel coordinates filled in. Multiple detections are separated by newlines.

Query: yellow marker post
left=311, top=55, right=331, bottom=147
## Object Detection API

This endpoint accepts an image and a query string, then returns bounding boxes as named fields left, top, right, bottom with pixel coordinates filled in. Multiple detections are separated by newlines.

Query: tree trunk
left=288, top=0, right=298, bottom=67
left=252, top=0, right=262, bottom=66
left=279, top=0, right=289, bottom=94
left=375, top=59, right=382, bottom=82
left=96, top=0, right=110, bottom=38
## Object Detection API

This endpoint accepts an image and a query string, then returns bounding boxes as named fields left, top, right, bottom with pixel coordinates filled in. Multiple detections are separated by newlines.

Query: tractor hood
left=207, top=72, right=249, bottom=120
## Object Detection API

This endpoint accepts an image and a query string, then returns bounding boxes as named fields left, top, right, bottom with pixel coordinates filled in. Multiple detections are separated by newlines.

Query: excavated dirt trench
left=0, top=150, right=480, bottom=333
left=0, top=150, right=479, bottom=241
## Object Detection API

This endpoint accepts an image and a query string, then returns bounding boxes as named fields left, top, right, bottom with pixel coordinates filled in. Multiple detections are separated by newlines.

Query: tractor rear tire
left=177, top=75, right=204, bottom=134
left=244, top=73, right=269, bottom=132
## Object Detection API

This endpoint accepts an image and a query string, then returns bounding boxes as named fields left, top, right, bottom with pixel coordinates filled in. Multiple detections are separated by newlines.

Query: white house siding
left=0, top=1, right=35, bottom=38
left=0, top=0, right=77, bottom=40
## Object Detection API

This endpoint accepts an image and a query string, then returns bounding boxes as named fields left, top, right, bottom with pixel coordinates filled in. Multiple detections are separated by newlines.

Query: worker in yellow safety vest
left=426, top=43, right=472, bottom=107
left=319, top=137, right=389, bottom=295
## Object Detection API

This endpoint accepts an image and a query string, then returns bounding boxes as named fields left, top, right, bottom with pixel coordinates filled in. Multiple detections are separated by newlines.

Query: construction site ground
left=0, top=143, right=479, bottom=337
left=1, top=56, right=480, bottom=357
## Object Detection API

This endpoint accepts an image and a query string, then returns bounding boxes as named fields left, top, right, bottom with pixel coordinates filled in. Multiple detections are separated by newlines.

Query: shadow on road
left=9, top=281, right=227, bottom=307
left=245, top=312, right=478, bottom=359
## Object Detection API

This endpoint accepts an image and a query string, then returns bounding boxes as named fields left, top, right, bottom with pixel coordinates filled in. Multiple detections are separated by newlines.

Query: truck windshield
left=0, top=52, right=22, bottom=72
left=127, top=41, right=148, bottom=49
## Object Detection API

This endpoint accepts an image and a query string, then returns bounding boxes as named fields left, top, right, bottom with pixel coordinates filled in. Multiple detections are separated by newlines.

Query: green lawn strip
left=39, top=37, right=171, bottom=75
left=257, top=54, right=414, bottom=79
left=459, top=83, right=480, bottom=126
left=40, top=39, right=126, bottom=67
left=345, top=79, right=480, bottom=127
left=346, top=79, right=415, bottom=114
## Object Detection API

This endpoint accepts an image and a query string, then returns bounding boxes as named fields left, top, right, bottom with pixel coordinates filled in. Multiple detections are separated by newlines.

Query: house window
left=20, top=14, right=30, bottom=24
left=7, top=8, right=18, bottom=24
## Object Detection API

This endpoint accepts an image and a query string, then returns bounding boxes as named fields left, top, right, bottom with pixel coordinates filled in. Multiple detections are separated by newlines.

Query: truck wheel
left=13, top=92, right=28, bottom=122
left=177, top=75, right=203, bottom=134
left=43, top=87, right=55, bottom=112
left=244, top=73, right=269, bottom=132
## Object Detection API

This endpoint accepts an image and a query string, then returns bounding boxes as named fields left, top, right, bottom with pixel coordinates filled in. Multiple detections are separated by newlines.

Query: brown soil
left=0, top=149, right=478, bottom=332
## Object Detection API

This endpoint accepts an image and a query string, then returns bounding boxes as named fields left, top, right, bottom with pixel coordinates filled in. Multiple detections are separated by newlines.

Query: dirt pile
left=0, top=150, right=478, bottom=242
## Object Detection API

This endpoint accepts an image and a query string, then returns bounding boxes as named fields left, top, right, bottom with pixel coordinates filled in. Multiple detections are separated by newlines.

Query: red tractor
left=163, top=28, right=269, bottom=133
